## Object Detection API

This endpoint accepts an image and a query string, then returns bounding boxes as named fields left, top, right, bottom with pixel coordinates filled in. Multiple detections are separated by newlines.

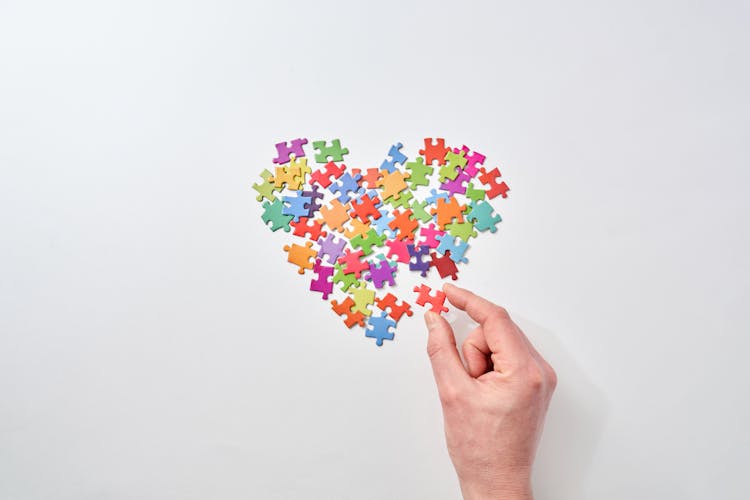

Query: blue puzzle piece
left=380, top=142, right=408, bottom=173
left=282, top=191, right=313, bottom=222
left=365, top=311, right=396, bottom=346
left=466, top=200, right=502, bottom=233
left=435, top=234, right=469, bottom=264
left=329, top=172, right=363, bottom=204
left=425, top=188, right=450, bottom=205
left=371, top=207, right=396, bottom=238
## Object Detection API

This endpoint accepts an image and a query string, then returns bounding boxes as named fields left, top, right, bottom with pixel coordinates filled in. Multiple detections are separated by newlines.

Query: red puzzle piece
left=413, top=284, right=449, bottom=314
left=349, top=193, right=382, bottom=223
left=337, top=248, right=370, bottom=278
left=430, top=251, right=459, bottom=280
left=290, top=217, right=327, bottom=241
left=419, top=137, right=450, bottom=166
left=310, top=161, right=345, bottom=188
left=331, top=297, right=366, bottom=328
left=375, top=293, right=414, bottom=322
left=478, top=167, right=510, bottom=199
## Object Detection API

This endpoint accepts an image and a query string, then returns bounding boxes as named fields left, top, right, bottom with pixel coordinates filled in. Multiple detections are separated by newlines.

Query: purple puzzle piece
left=365, top=258, right=398, bottom=289
left=317, top=233, right=347, bottom=265
left=439, top=168, right=471, bottom=196
left=273, top=138, right=308, bottom=165
left=310, top=259, right=334, bottom=300
left=407, top=244, right=431, bottom=277
left=301, top=184, right=324, bottom=216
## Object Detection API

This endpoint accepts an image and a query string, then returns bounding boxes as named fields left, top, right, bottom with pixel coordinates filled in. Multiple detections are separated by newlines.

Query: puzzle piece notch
left=283, top=240, right=317, bottom=274
left=365, top=311, right=396, bottom=346
left=272, top=138, right=308, bottom=165
left=331, top=297, right=366, bottom=328
left=413, top=284, right=449, bottom=314
left=375, top=293, right=413, bottom=322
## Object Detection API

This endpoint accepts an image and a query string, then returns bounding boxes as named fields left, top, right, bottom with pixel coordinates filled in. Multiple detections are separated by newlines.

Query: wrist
left=459, top=477, right=532, bottom=500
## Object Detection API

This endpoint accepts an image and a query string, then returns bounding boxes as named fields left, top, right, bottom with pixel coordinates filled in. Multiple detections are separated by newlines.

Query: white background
left=1, top=1, right=748, bottom=499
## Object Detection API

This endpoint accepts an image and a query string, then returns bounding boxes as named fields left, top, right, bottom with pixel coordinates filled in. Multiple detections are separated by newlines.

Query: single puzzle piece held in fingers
left=413, top=284, right=449, bottom=314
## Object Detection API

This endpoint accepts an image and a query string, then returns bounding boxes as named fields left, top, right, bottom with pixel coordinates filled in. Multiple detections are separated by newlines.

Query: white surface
left=1, top=1, right=748, bottom=499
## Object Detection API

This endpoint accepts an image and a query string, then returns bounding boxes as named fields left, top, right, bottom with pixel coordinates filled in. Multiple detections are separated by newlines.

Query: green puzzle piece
left=445, top=220, right=478, bottom=242
left=465, top=181, right=486, bottom=202
left=252, top=169, right=280, bottom=202
left=350, top=228, right=386, bottom=256
left=410, top=199, right=433, bottom=223
left=333, top=263, right=360, bottom=292
left=404, top=157, right=434, bottom=188
left=261, top=199, right=293, bottom=232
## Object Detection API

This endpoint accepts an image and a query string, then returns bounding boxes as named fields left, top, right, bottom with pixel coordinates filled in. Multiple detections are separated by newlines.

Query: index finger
left=442, top=283, right=531, bottom=367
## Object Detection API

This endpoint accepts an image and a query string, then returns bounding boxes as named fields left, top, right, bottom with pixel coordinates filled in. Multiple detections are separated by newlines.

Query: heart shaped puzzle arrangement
left=252, top=138, right=510, bottom=347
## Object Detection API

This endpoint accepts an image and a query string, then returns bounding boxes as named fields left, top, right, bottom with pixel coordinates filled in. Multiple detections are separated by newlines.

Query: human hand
left=424, top=284, right=557, bottom=500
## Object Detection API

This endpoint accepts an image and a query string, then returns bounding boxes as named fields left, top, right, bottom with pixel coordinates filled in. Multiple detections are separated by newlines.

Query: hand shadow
left=444, top=311, right=610, bottom=500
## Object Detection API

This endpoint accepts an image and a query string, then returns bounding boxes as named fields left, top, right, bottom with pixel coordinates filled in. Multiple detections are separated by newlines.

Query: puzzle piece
left=385, top=189, right=414, bottom=211
left=384, top=238, right=411, bottom=264
left=425, top=188, right=450, bottom=204
left=410, top=199, right=433, bottom=223
left=289, top=155, right=312, bottom=186
left=349, top=192, right=382, bottom=223
left=388, top=209, right=418, bottom=241
left=365, top=311, right=396, bottom=346
left=331, top=297, right=366, bottom=328
left=310, top=259, right=334, bottom=299
left=380, top=142, right=408, bottom=173
left=466, top=200, right=502, bottom=233
left=310, top=161, right=345, bottom=188
left=337, top=248, right=370, bottom=278
left=364, top=257, right=398, bottom=289
left=437, top=149, right=468, bottom=183
left=350, top=228, right=387, bottom=256
left=317, top=233, right=347, bottom=265
left=419, top=137, right=449, bottom=166
left=413, top=284, right=449, bottom=314
left=465, top=181, right=486, bottom=202
left=261, top=199, right=293, bottom=232
left=271, top=163, right=303, bottom=190
left=282, top=191, right=313, bottom=222
left=319, top=199, right=350, bottom=233
left=332, top=263, right=361, bottom=292
left=430, top=196, right=467, bottom=230
left=283, top=241, right=317, bottom=274
left=290, top=217, right=327, bottom=240
left=445, top=220, right=478, bottom=242
left=343, top=218, right=371, bottom=240
left=407, top=244, right=431, bottom=277
left=440, top=168, right=471, bottom=196
left=452, top=145, right=485, bottom=177
left=478, top=167, right=510, bottom=199
left=329, top=171, right=363, bottom=204
left=301, top=184, right=324, bottom=216
left=404, top=156, right=434, bottom=189
left=418, top=223, right=445, bottom=249
left=435, top=234, right=469, bottom=263
left=252, top=169, right=280, bottom=202
left=377, top=169, right=411, bottom=201
left=371, top=207, right=396, bottom=238
left=313, top=139, right=349, bottom=163
left=349, top=281, right=376, bottom=316
left=375, top=293, right=413, bottom=322
left=273, top=138, right=308, bottom=165
left=430, top=251, right=459, bottom=280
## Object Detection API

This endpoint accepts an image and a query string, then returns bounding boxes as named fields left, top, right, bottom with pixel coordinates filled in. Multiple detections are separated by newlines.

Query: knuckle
left=547, top=364, right=558, bottom=391
left=439, top=385, right=462, bottom=407
left=426, top=341, right=445, bottom=360
left=526, top=365, right=546, bottom=391
left=490, top=306, right=510, bottom=322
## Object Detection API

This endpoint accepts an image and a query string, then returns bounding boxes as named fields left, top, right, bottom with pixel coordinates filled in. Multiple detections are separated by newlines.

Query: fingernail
left=424, top=311, right=439, bottom=328
left=442, top=283, right=455, bottom=292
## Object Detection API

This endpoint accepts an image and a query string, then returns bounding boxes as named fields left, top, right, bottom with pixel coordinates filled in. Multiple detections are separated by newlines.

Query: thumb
left=425, top=311, right=470, bottom=393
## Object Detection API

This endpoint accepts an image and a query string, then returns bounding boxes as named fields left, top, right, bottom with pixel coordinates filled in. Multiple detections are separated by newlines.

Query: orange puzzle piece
left=430, top=197, right=467, bottom=230
left=319, top=199, right=351, bottom=233
left=283, top=240, right=317, bottom=274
